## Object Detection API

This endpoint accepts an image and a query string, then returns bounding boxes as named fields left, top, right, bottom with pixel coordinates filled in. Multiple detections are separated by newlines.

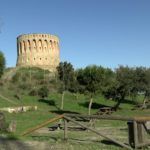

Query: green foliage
left=10, top=67, right=55, bottom=92
left=115, top=66, right=150, bottom=99
left=0, top=51, right=6, bottom=78
left=144, top=68, right=150, bottom=98
left=11, top=72, right=20, bottom=83
left=18, top=83, right=32, bottom=90
left=56, top=62, right=150, bottom=109
left=29, top=88, right=38, bottom=96
left=115, top=66, right=134, bottom=99
left=57, top=61, right=76, bottom=92
left=1, top=55, right=150, bottom=111
left=38, top=86, right=49, bottom=99
left=77, top=65, right=115, bottom=95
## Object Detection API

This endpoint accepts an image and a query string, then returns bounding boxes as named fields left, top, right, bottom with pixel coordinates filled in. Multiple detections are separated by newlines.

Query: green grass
left=0, top=92, right=149, bottom=133
left=0, top=90, right=149, bottom=149
left=1, top=67, right=150, bottom=149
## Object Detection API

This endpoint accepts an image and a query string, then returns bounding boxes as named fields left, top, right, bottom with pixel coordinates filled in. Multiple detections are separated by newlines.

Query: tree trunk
left=88, top=96, right=93, bottom=115
left=142, top=95, right=147, bottom=109
left=113, top=95, right=125, bottom=111
left=61, top=91, right=65, bottom=110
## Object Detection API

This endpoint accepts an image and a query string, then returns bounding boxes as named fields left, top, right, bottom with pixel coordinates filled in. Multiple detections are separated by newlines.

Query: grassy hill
left=0, top=67, right=149, bottom=149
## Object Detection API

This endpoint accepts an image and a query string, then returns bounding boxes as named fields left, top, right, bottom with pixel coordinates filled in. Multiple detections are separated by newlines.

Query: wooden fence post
left=133, top=121, right=138, bottom=149
left=64, top=118, right=68, bottom=141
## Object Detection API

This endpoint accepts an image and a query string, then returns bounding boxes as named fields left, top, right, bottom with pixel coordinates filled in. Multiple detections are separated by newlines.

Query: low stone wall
left=0, top=106, right=37, bottom=113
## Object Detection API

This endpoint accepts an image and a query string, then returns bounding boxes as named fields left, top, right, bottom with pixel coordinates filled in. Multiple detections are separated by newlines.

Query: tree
left=103, top=66, right=138, bottom=110
left=57, top=61, right=75, bottom=110
left=112, top=66, right=133, bottom=109
left=77, top=65, right=114, bottom=115
left=128, top=67, right=149, bottom=108
left=145, top=68, right=150, bottom=95
left=0, top=51, right=6, bottom=78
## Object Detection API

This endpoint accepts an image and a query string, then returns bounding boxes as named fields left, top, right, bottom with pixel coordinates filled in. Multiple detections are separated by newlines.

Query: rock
left=7, top=121, right=16, bottom=133
left=145, top=121, right=150, bottom=130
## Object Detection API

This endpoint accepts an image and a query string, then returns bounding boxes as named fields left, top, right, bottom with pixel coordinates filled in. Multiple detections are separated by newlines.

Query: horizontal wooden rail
left=65, top=114, right=132, bottom=121
left=21, top=114, right=150, bottom=149
left=65, top=114, right=150, bottom=122
left=134, top=116, right=150, bottom=122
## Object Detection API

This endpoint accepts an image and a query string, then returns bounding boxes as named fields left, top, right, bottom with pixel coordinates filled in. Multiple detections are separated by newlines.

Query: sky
left=0, top=0, right=150, bottom=69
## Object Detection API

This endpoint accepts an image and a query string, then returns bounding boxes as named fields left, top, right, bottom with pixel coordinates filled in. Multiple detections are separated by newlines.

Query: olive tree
left=57, top=61, right=75, bottom=110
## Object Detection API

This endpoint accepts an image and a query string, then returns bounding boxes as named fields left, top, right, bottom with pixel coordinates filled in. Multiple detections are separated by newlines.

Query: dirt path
left=0, top=136, right=52, bottom=150
left=0, top=126, right=129, bottom=150
left=0, top=137, right=72, bottom=150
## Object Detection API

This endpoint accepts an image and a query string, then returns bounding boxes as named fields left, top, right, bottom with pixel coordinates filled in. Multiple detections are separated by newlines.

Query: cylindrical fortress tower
left=16, top=33, right=60, bottom=72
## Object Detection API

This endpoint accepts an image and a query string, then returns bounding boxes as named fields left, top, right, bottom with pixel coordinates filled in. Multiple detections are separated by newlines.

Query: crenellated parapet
left=16, top=33, right=60, bottom=72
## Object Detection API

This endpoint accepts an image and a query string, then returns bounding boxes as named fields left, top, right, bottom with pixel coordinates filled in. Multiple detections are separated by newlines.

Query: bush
left=18, top=83, right=32, bottom=90
left=11, top=72, right=20, bottom=83
left=38, top=86, right=49, bottom=99
left=29, top=88, right=38, bottom=96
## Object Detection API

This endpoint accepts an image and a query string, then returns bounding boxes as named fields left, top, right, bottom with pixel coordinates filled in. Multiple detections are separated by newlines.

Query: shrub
left=11, top=72, right=20, bottom=83
left=29, top=88, right=38, bottom=96
left=18, top=83, right=31, bottom=90
left=38, top=86, right=49, bottom=99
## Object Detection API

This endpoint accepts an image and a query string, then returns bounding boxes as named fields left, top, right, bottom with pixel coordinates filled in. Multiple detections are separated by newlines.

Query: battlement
left=17, top=33, right=59, bottom=42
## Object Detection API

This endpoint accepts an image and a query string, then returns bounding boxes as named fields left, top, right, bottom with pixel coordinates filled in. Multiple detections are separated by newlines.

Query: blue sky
left=0, top=0, right=150, bottom=69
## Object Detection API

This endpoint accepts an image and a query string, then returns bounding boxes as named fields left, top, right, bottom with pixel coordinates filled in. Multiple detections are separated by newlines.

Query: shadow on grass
left=0, top=136, right=31, bottom=150
left=101, top=139, right=122, bottom=148
left=119, top=98, right=139, bottom=105
left=38, top=99, right=56, bottom=106
left=78, top=102, right=109, bottom=109
left=38, top=98, right=80, bottom=115
left=68, top=137, right=101, bottom=144
left=50, top=110, right=80, bottom=115
left=38, top=98, right=62, bottom=110
left=79, top=99, right=137, bottom=111
left=30, top=136, right=124, bottom=149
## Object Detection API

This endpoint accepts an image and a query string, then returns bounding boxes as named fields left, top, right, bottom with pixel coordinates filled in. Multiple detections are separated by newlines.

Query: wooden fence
left=22, top=114, right=150, bottom=150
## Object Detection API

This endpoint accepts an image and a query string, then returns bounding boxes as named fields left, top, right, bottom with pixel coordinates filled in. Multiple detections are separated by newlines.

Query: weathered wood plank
left=65, top=114, right=150, bottom=122
left=65, top=114, right=132, bottom=121
left=64, top=119, right=68, bottom=141
left=137, top=122, right=144, bottom=144
left=133, top=121, right=138, bottom=149
left=22, top=115, right=64, bottom=136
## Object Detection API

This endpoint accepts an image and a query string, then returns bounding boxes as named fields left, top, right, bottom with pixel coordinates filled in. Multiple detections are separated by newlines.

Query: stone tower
left=16, top=33, right=60, bottom=72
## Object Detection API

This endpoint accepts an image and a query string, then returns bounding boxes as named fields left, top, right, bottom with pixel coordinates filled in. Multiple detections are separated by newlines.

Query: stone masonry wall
left=16, top=33, right=60, bottom=72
